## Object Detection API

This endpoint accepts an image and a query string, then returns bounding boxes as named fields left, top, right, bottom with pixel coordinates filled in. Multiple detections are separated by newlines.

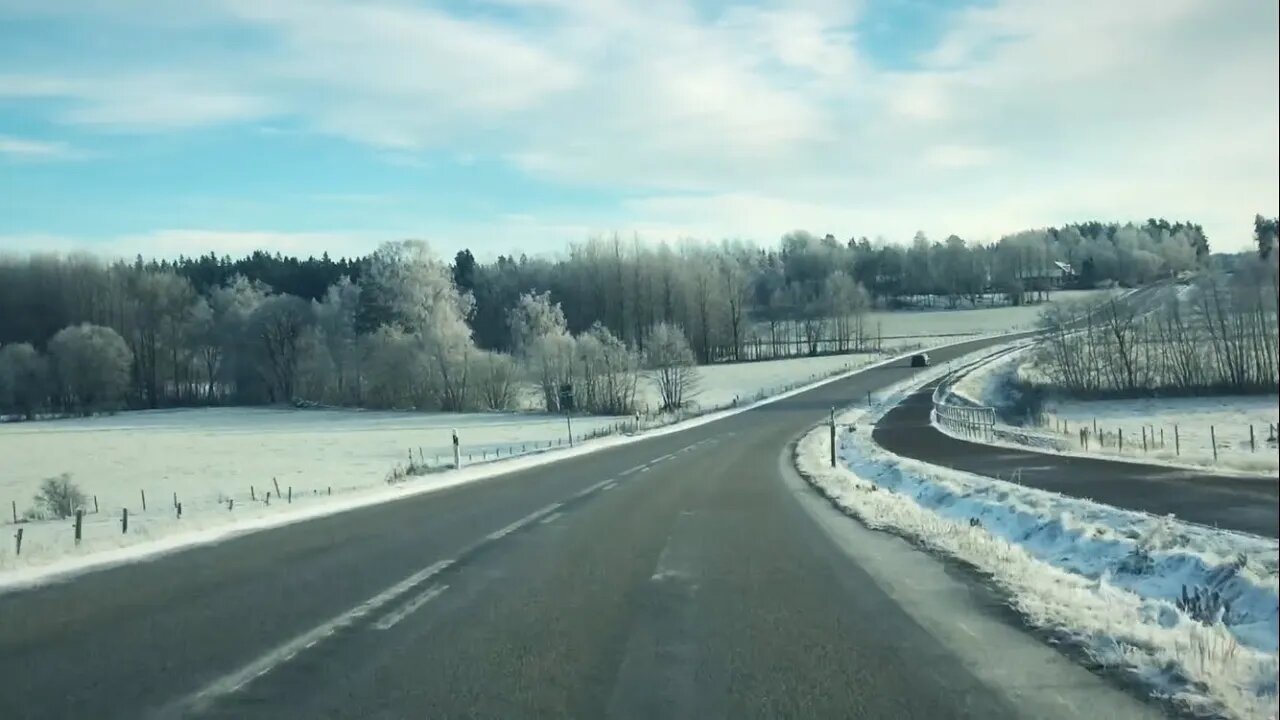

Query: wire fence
left=1031, top=414, right=1279, bottom=469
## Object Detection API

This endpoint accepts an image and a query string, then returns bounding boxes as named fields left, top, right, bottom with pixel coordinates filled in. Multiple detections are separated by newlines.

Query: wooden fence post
left=74, top=509, right=83, bottom=545
left=287, top=486, right=292, bottom=504
left=272, top=477, right=281, bottom=497
left=11, top=500, right=16, bottom=524
left=829, top=407, right=837, bottom=468
left=1175, top=425, right=1180, bottom=455
left=140, top=489, right=147, bottom=511
left=93, top=495, right=99, bottom=514
left=1118, top=428, right=1123, bottom=453
left=14, top=528, right=22, bottom=556
left=176, top=502, right=182, bottom=518
left=251, top=486, right=256, bottom=501
left=1249, top=425, right=1255, bottom=452
left=1142, top=426, right=1148, bottom=452
left=1160, top=427, right=1165, bottom=448
left=121, top=508, right=128, bottom=534
left=1210, top=426, right=1217, bottom=461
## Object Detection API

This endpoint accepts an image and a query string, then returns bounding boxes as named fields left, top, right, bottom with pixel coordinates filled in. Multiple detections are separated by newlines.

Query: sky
left=0, top=0, right=1276, bottom=261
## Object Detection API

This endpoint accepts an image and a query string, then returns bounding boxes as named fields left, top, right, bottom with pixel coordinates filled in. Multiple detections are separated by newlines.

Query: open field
left=0, top=349, right=901, bottom=575
left=867, top=289, right=1119, bottom=337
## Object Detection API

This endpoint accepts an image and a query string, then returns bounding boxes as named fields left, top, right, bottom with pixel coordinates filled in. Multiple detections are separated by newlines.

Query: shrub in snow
left=32, top=473, right=86, bottom=520
left=1178, top=584, right=1235, bottom=626
left=472, top=352, right=521, bottom=411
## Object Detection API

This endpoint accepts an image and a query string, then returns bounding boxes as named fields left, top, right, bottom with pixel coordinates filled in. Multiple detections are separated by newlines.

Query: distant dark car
left=910, top=353, right=930, bottom=367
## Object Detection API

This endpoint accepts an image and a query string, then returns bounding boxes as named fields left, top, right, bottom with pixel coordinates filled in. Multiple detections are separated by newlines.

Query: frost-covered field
left=0, top=351, right=891, bottom=578
left=949, top=348, right=1280, bottom=475
left=747, top=289, right=1117, bottom=358
left=866, top=288, right=1118, bottom=339
left=799, top=352, right=1280, bottom=719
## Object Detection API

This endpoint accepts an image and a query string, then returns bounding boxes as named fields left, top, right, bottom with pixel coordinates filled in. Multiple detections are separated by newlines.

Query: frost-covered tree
left=575, top=323, right=638, bottom=415
left=361, top=326, right=428, bottom=409
left=363, top=240, right=477, bottom=410
left=204, top=275, right=270, bottom=402
left=643, top=321, right=699, bottom=411
left=508, top=291, right=567, bottom=356
left=0, top=342, right=50, bottom=418
left=310, top=276, right=362, bottom=404
left=510, top=292, right=574, bottom=410
left=249, top=294, right=313, bottom=403
left=48, top=323, right=133, bottom=413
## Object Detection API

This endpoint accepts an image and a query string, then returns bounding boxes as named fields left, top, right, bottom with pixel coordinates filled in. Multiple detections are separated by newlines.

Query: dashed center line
left=539, top=511, right=563, bottom=525
left=486, top=502, right=563, bottom=540
left=372, top=584, right=449, bottom=631
left=156, top=558, right=454, bottom=716
left=575, top=478, right=616, bottom=499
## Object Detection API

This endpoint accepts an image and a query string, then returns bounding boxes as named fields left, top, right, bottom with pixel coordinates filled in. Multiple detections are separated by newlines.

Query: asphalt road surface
left=0, top=335, right=1167, bottom=720
left=875, top=382, right=1280, bottom=538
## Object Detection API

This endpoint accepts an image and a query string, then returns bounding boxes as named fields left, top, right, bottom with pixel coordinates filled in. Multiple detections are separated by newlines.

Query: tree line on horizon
left=0, top=217, right=1259, bottom=418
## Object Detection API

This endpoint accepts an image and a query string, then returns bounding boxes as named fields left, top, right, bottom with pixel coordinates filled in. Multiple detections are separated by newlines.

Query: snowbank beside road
left=798, top=355, right=1280, bottom=719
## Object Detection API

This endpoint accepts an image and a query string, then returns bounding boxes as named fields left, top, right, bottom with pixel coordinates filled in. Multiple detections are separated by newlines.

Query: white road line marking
left=485, top=503, right=562, bottom=541
left=539, top=511, right=563, bottom=525
left=372, top=584, right=449, bottom=630
left=574, top=478, right=617, bottom=498
left=486, top=520, right=524, bottom=541
left=601, top=481, right=618, bottom=492
left=955, top=622, right=978, bottom=639
left=154, top=558, right=453, bottom=717
left=620, top=464, right=646, bottom=476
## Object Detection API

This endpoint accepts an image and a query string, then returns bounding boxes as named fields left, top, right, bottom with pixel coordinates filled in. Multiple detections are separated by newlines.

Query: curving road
left=0, top=335, right=1166, bottom=720
left=874, top=381, right=1280, bottom=539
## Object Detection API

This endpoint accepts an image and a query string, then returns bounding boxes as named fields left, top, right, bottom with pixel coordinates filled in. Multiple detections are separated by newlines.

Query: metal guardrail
left=930, top=367, right=997, bottom=442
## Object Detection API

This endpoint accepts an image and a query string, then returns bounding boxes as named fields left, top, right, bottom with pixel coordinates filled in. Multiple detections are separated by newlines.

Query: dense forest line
left=0, top=216, right=1267, bottom=418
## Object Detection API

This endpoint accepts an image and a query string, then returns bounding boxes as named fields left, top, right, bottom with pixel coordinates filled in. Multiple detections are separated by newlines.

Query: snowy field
left=949, top=347, right=1280, bottom=476
left=799, top=352, right=1280, bottom=719
left=866, top=288, right=1118, bottom=339
left=743, top=289, right=1117, bottom=359
left=0, top=351, right=891, bottom=577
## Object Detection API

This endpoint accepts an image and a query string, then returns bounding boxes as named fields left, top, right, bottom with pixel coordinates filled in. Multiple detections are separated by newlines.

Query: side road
left=873, top=380, right=1280, bottom=538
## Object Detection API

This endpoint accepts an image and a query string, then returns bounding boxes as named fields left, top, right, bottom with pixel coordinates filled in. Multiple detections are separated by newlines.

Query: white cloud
left=0, top=0, right=1276, bottom=251
left=0, top=135, right=86, bottom=160
left=0, top=73, right=275, bottom=130
left=922, top=144, right=997, bottom=170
